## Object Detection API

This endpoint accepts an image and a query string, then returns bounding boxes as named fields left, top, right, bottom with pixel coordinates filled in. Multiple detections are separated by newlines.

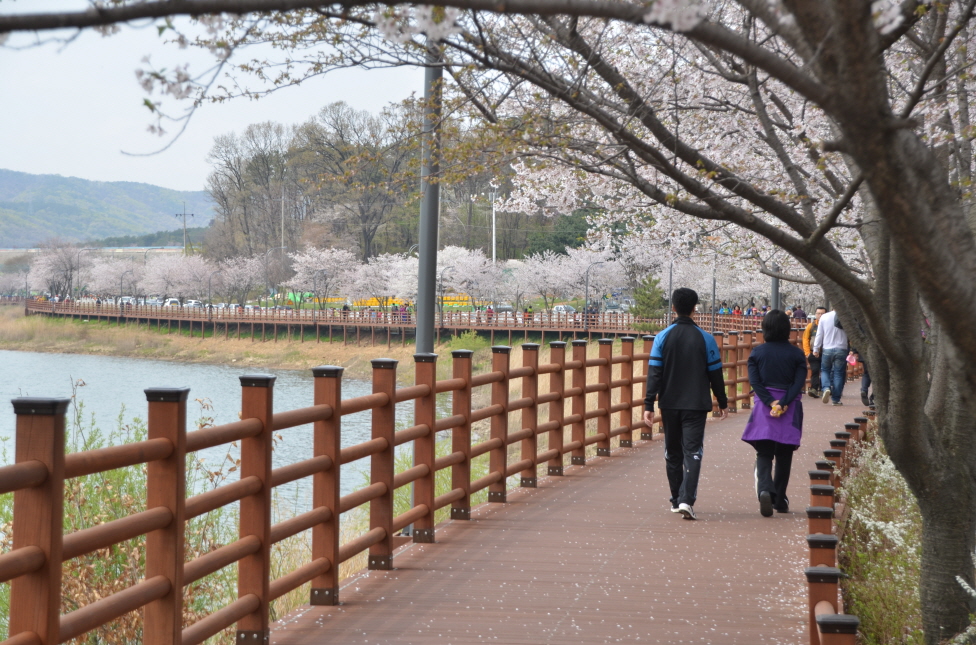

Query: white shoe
left=678, top=503, right=697, bottom=520
left=822, top=388, right=832, bottom=404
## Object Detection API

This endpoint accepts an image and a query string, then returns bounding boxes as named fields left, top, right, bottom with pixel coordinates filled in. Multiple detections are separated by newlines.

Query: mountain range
left=0, top=169, right=214, bottom=248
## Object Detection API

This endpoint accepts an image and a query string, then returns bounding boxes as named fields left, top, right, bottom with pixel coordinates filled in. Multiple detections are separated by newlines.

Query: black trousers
left=807, top=354, right=821, bottom=391
left=752, top=439, right=796, bottom=510
left=661, top=409, right=707, bottom=507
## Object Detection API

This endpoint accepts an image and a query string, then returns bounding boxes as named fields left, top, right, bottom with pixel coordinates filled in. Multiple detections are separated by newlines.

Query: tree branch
left=746, top=252, right=818, bottom=284
left=805, top=174, right=863, bottom=249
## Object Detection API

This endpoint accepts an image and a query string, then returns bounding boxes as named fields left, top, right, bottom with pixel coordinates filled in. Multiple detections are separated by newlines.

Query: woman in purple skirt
left=742, top=309, right=808, bottom=516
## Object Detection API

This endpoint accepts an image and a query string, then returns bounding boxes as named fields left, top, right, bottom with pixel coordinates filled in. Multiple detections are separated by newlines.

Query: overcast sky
left=0, top=1, right=424, bottom=192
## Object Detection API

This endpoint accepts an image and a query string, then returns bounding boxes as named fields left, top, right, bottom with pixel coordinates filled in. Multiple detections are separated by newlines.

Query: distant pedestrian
left=742, top=310, right=807, bottom=516
left=793, top=306, right=807, bottom=320
left=802, top=307, right=826, bottom=398
left=643, top=288, right=729, bottom=521
left=813, top=308, right=849, bottom=405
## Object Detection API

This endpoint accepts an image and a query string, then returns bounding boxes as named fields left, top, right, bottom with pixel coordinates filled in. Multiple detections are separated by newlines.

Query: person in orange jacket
left=801, top=307, right=826, bottom=397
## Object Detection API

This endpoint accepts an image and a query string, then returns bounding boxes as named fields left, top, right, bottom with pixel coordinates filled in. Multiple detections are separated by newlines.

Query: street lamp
left=75, top=247, right=96, bottom=299
left=264, top=246, right=287, bottom=309
left=584, top=261, right=605, bottom=331
left=488, top=189, right=497, bottom=263
left=207, top=270, right=222, bottom=318
left=143, top=247, right=165, bottom=264
left=119, top=269, right=134, bottom=316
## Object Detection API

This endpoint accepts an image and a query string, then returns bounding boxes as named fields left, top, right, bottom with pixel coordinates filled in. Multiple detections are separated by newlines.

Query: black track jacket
left=643, top=316, right=728, bottom=412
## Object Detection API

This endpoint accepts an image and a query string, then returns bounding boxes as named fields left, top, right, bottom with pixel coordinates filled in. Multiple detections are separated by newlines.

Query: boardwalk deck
left=271, top=389, right=860, bottom=644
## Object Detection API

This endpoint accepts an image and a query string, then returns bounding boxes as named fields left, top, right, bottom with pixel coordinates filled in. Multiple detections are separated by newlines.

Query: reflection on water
left=0, top=350, right=438, bottom=506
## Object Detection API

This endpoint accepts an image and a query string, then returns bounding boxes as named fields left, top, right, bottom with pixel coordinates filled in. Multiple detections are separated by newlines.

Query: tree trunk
left=919, top=491, right=976, bottom=643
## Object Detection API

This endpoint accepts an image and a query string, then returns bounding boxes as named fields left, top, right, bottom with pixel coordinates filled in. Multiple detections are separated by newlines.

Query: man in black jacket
left=642, top=288, right=729, bottom=520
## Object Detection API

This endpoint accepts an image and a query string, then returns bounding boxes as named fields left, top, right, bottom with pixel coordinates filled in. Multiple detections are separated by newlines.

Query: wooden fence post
left=414, top=353, right=438, bottom=542
left=547, top=341, right=566, bottom=476
left=489, top=346, right=511, bottom=502
left=144, top=387, right=189, bottom=645
left=369, top=359, right=398, bottom=569
left=596, top=339, right=613, bottom=457
left=805, top=567, right=843, bottom=645
left=725, top=332, right=739, bottom=411
left=571, top=340, right=588, bottom=465
left=619, top=337, right=635, bottom=448
left=311, top=365, right=342, bottom=605
left=739, top=331, right=753, bottom=408
left=640, top=335, right=655, bottom=440
left=9, top=397, right=70, bottom=645
left=520, top=343, right=539, bottom=487
left=237, top=374, right=276, bottom=643
left=451, top=350, right=474, bottom=520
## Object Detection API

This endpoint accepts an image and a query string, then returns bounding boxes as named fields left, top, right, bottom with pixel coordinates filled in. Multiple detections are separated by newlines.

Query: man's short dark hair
left=815, top=306, right=827, bottom=312
left=762, top=309, right=792, bottom=342
left=672, top=288, right=699, bottom=316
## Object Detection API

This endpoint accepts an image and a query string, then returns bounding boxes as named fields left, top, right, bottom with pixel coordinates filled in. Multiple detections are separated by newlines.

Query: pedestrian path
left=270, top=388, right=862, bottom=644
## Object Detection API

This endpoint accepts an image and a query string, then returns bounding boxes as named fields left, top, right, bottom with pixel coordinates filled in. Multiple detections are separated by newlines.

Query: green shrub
left=446, top=330, right=490, bottom=353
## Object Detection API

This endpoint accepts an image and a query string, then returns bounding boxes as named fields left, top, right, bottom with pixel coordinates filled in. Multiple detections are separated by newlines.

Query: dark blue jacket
left=643, top=317, right=728, bottom=412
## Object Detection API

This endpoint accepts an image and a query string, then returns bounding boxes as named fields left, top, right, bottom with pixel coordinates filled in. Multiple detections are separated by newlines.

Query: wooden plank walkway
left=271, top=389, right=861, bottom=644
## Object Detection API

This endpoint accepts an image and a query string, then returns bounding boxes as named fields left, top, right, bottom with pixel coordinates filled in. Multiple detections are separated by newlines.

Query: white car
left=163, top=298, right=181, bottom=307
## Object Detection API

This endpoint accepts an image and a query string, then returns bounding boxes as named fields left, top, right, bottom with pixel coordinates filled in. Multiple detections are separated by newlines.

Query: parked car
left=604, top=303, right=623, bottom=314
left=144, top=297, right=164, bottom=306
left=494, top=303, right=515, bottom=314
left=163, top=298, right=181, bottom=307
left=184, top=300, right=203, bottom=308
left=553, top=304, right=577, bottom=314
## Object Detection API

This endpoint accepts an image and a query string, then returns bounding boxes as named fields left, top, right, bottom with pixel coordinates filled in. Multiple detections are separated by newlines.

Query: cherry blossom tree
left=10, top=0, right=976, bottom=638
left=217, top=255, right=264, bottom=305
left=87, top=258, right=142, bottom=300
left=285, top=247, right=357, bottom=308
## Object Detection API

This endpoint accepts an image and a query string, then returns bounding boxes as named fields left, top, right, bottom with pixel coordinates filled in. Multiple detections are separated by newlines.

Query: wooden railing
left=803, top=411, right=875, bottom=645
left=1, top=337, right=667, bottom=645
left=25, top=300, right=795, bottom=335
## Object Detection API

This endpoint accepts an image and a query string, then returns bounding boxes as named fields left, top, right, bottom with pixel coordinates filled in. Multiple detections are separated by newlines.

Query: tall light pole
left=119, top=269, right=134, bottom=312
left=584, top=261, right=604, bottom=331
left=143, top=247, right=164, bottom=264
left=75, top=247, right=96, bottom=299
left=416, top=42, right=443, bottom=354
left=488, top=188, right=497, bottom=263
left=667, top=256, right=675, bottom=326
left=264, top=246, right=287, bottom=309
left=207, top=269, right=222, bottom=318
left=711, top=254, right=717, bottom=333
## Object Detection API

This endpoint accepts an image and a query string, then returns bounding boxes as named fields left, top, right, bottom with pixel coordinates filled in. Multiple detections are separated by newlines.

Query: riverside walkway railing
left=1, top=338, right=666, bottom=645
left=1, top=329, right=865, bottom=645
left=25, top=300, right=785, bottom=338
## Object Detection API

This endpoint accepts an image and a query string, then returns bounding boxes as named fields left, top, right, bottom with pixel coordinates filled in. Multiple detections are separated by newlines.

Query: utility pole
left=175, top=202, right=194, bottom=255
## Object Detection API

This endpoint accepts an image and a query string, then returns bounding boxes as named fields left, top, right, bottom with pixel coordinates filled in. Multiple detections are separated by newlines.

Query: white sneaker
left=678, top=503, right=697, bottom=520
left=822, top=388, right=831, bottom=404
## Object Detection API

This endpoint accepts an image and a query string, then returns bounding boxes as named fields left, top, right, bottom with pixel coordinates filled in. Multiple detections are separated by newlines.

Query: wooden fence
left=24, top=300, right=793, bottom=340
left=0, top=337, right=668, bottom=645
left=802, top=410, right=876, bottom=645
left=0, top=327, right=864, bottom=645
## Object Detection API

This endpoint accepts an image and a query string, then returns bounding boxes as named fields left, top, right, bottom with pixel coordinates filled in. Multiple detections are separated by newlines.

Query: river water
left=0, top=350, right=427, bottom=510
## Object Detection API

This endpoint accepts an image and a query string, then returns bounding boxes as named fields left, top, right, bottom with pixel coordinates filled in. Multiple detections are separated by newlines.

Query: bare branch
left=805, top=175, right=863, bottom=248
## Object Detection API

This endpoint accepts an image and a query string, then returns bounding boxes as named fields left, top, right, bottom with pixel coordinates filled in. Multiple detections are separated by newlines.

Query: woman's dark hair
left=672, top=288, right=699, bottom=316
left=761, top=309, right=792, bottom=342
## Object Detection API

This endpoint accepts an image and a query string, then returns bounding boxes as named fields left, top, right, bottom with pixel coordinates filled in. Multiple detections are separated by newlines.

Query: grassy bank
left=0, top=307, right=436, bottom=382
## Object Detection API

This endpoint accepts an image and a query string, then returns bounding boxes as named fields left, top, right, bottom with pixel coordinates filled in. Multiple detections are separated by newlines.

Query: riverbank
left=0, top=307, right=439, bottom=382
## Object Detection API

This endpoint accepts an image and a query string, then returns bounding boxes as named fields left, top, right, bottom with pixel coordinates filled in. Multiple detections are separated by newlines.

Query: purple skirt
left=741, top=387, right=803, bottom=447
